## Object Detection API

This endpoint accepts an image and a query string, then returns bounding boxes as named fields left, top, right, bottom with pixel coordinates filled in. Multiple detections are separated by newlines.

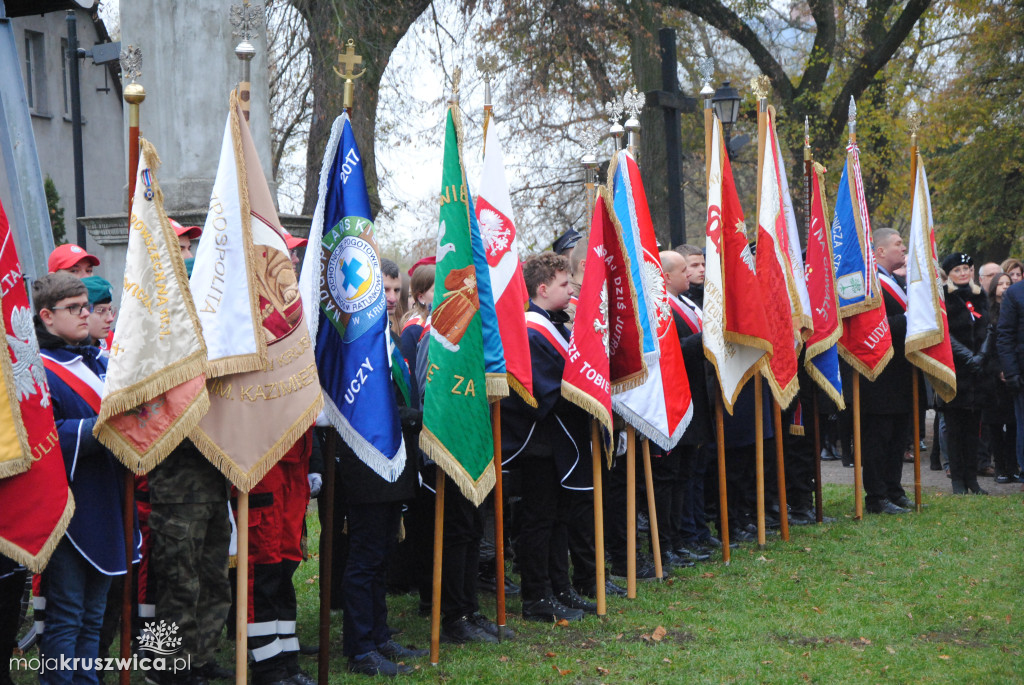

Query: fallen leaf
left=596, top=667, right=610, bottom=675
left=662, top=658, right=672, bottom=664
left=556, top=619, right=570, bottom=627
left=886, top=646, right=896, bottom=655
left=701, top=572, right=715, bottom=579
left=812, top=606, right=822, bottom=614
left=557, top=667, right=572, bottom=676
left=499, top=656, right=509, bottom=663
left=939, top=655, right=951, bottom=660
left=802, top=652, right=810, bottom=657
left=907, top=612, right=913, bottom=619
left=545, top=652, right=557, bottom=658
left=652, top=626, right=667, bottom=642
left=762, top=660, right=773, bottom=664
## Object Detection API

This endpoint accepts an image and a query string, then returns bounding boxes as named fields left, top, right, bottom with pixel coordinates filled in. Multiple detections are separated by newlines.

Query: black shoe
left=522, top=597, right=584, bottom=623
left=637, top=511, right=650, bottom=533
left=378, top=639, right=428, bottom=661
left=842, top=459, right=854, bottom=468
left=441, top=616, right=499, bottom=644
left=578, top=578, right=627, bottom=598
left=348, top=650, right=412, bottom=676
left=865, top=499, right=909, bottom=514
left=788, top=509, right=815, bottom=526
left=673, top=547, right=711, bottom=562
left=478, top=571, right=521, bottom=597
left=195, top=664, right=234, bottom=682
left=730, top=528, right=757, bottom=543
left=996, top=475, right=1012, bottom=484
left=966, top=481, right=989, bottom=495
left=610, top=560, right=660, bottom=580
left=287, top=671, right=316, bottom=685
left=890, top=495, right=914, bottom=510
left=469, top=612, right=515, bottom=639
left=555, top=588, right=598, bottom=614
left=662, top=551, right=694, bottom=569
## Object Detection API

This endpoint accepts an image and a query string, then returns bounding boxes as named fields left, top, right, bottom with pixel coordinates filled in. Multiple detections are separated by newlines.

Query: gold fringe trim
left=803, top=358, right=846, bottom=411
left=838, top=344, right=893, bottom=383
left=611, top=368, right=648, bottom=394
left=208, top=353, right=265, bottom=378
left=906, top=350, right=957, bottom=403
left=561, top=382, right=612, bottom=439
left=0, top=492, right=75, bottom=574
left=0, top=457, right=30, bottom=479
left=507, top=373, right=537, bottom=408
left=706, top=352, right=767, bottom=416
left=190, top=392, right=323, bottom=492
left=761, top=367, right=799, bottom=412
left=723, top=329, right=774, bottom=356
left=905, top=328, right=945, bottom=356
left=789, top=425, right=805, bottom=436
left=96, top=350, right=209, bottom=422
left=419, top=425, right=495, bottom=508
left=0, top=295, right=33, bottom=479
left=486, top=373, right=509, bottom=403
left=95, top=388, right=210, bottom=474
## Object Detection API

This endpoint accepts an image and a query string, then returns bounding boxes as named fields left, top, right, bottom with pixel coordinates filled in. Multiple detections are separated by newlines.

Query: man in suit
left=859, top=228, right=914, bottom=514
left=996, top=278, right=1024, bottom=483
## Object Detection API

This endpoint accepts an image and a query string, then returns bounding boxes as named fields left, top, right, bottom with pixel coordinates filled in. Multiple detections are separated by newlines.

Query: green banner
left=419, top=105, right=495, bottom=506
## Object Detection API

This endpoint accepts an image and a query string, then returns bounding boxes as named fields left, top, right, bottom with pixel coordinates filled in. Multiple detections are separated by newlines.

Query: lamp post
left=711, top=80, right=741, bottom=159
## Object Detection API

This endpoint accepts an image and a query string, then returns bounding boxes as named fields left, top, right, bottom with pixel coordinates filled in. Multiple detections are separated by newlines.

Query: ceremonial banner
left=833, top=142, right=893, bottom=380
left=467, top=189, right=510, bottom=402
left=755, top=107, right=804, bottom=408
left=190, top=92, right=322, bottom=490
left=562, top=188, right=646, bottom=455
left=420, top=104, right=495, bottom=506
left=803, top=162, right=845, bottom=409
left=94, top=139, right=210, bottom=472
left=703, top=116, right=772, bottom=413
left=904, top=155, right=956, bottom=402
left=297, top=114, right=405, bottom=481
left=608, top=151, right=692, bottom=449
left=475, top=120, right=534, bottom=405
left=0, top=198, right=74, bottom=571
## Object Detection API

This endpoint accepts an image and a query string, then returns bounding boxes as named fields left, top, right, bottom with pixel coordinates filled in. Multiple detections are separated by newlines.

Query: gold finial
left=333, top=39, right=366, bottom=81
left=750, top=74, right=771, bottom=101
left=120, top=45, right=142, bottom=84
left=449, top=67, right=462, bottom=104
left=907, top=105, right=922, bottom=137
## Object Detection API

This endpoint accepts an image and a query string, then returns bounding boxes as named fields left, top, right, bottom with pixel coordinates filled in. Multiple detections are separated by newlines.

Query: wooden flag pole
left=317, top=432, right=337, bottom=685
left=908, top=119, right=922, bottom=513
left=772, top=399, right=790, bottom=541
left=119, top=72, right=145, bottom=685
left=235, top=493, right=249, bottom=685
left=811, top=388, right=824, bottom=523
left=852, top=373, right=864, bottom=520
left=715, top=395, right=730, bottom=565
left=490, top=402, right=507, bottom=636
left=642, top=440, right=662, bottom=579
left=754, top=376, right=767, bottom=548
left=591, top=420, right=607, bottom=615
left=430, top=470, right=445, bottom=665
left=626, top=425, right=637, bottom=598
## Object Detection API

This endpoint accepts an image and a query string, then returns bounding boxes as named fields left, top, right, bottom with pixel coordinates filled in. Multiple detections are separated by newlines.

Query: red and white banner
left=904, top=155, right=956, bottom=401
left=0, top=198, right=74, bottom=571
left=475, top=120, right=534, bottom=406
left=755, top=107, right=804, bottom=408
left=562, top=188, right=646, bottom=455
left=703, top=116, right=772, bottom=413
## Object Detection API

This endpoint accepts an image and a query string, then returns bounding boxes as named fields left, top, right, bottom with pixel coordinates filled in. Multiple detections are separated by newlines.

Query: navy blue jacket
left=997, top=280, right=1024, bottom=382
left=37, top=326, right=140, bottom=575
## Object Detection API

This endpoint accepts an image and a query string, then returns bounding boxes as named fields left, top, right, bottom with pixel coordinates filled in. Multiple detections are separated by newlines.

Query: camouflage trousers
left=146, top=501, right=232, bottom=668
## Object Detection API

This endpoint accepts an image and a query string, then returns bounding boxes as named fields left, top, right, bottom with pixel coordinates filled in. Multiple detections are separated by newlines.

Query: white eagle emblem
left=642, top=260, right=672, bottom=324
left=594, top=283, right=609, bottom=354
left=477, top=208, right=511, bottom=257
left=6, top=306, right=50, bottom=407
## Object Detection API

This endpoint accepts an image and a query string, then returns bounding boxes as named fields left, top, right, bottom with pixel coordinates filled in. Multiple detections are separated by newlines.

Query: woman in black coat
left=940, top=253, right=990, bottom=494
left=981, top=272, right=1020, bottom=483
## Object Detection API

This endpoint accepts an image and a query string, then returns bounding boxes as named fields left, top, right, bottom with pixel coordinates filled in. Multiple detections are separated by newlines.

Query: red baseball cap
left=407, top=255, right=437, bottom=277
left=48, top=243, right=100, bottom=273
left=169, top=218, right=202, bottom=240
left=282, top=230, right=308, bottom=250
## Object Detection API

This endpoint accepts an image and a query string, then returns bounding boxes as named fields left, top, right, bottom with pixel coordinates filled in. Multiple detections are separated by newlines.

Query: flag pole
left=642, top=440, right=663, bottom=579
left=120, top=49, right=144, bottom=685
left=908, top=107, right=923, bottom=513
left=591, top=420, right=607, bottom=615
left=624, top=86, right=644, bottom=162
left=317, top=432, right=336, bottom=685
left=753, top=80, right=768, bottom=550
left=626, top=425, right=637, bottom=598
left=581, top=129, right=600, bottom=218
left=772, top=399, right=790, bottom=541
left=489, top=402, right=507, bottom=636
left=229, top=7, right=261, bottom=679
left=848, top=98, right=864, bottom=521
left=805, top=118, right=824, bottom=524
left=429, top=470, right=445, bottom=665
left=700, top=59, right=729, bottom=563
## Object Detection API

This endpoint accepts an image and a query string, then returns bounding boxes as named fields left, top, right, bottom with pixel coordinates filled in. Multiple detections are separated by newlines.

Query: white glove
left=615, top=431, right=628, bottom=458
left=314, top=410, right=330, bottom=427
left=307, top=473, right=323, bottom=498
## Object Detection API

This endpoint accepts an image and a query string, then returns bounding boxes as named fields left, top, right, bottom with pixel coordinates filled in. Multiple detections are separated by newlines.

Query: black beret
left=940, top=252, right=973, bottom=273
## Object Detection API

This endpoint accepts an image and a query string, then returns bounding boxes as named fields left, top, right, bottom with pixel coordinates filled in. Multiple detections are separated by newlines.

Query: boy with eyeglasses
left=33, top=273, right=140, bottom=685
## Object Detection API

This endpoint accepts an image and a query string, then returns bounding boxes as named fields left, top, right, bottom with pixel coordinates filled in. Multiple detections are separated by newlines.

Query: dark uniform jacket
left=996, top=280, right=1024, bottom=382
left=671, top=295, right=712, bottom=446
left=942, top=281, right=989, bottom=410
left=859, top=269, right=913, bottom=415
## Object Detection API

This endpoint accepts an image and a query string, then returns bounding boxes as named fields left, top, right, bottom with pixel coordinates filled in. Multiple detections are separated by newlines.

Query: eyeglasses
left=92, top=305, right=117, bottom=317
left=49, top=303, right=91, bottom=316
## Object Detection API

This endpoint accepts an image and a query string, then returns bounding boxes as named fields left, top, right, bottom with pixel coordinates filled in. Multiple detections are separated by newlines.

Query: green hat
left=184, top=257, right=195, bottom=278
left=81, top=276, right=113, bottom=305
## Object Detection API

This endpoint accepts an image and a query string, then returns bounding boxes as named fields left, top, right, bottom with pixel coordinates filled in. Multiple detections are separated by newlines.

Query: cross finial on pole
left=334, top=39, right=366, bottom=111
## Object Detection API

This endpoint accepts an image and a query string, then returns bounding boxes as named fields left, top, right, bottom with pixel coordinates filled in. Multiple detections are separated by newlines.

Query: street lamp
left=711, top=81, right=741, bottom=159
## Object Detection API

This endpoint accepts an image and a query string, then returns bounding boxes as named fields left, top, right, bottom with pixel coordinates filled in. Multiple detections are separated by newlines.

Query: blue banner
left=831, top=150, right=877, bottom=316
left=303, top=115, right=405, bottom=482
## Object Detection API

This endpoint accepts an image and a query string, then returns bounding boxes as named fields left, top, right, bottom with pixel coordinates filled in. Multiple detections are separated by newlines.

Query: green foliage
left=927, top=0, right=1024, bottom=262
left=43, top=175, right=66, bottom=246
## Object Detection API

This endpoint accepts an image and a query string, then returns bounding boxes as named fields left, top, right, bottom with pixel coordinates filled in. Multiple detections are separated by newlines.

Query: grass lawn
left=12, top=484, right=1021, bottom=684
left=290, top=484, right=1023, bottom=684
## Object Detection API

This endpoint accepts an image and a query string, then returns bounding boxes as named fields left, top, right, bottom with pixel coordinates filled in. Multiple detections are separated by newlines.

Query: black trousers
left=549, top=487, right=597, bottom=594
left=0, top=567, right=26, bottom=685
left=987, top=421, right=1018, bottom=478
left=647, top=448, right=679, bottom=560
left=602, top=451, right=628, bottom=567
left=342, top=501, right=400, bottom=657
left=515, top=455, right=560, bottom=601
left=783, top=424, right=815, bottom=512
left=724, top=444, right=756, bottom=530
left=861, top=412, right=910, bottom=505
left=945, top=408, right=981, bottom=484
